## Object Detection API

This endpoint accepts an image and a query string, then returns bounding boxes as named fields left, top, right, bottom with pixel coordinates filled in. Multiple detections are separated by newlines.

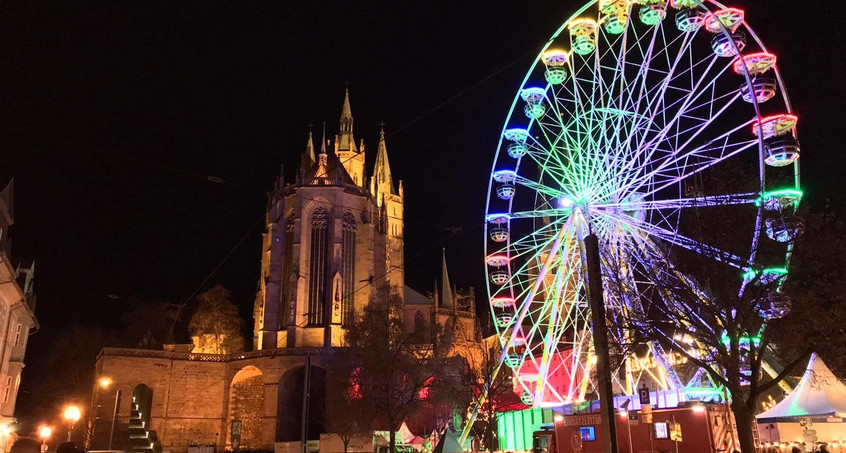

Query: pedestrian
left=820, top=444, right=830, bottom=453
left=792, top=446, right=802, bottom=453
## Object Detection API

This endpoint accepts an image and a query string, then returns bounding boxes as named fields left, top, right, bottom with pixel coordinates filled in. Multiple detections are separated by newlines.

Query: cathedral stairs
left=128, top=400, right=162, bottom=453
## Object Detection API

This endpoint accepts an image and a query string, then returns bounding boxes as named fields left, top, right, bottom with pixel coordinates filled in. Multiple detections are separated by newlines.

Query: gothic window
left=308, top=207, right=328, bottom=326
left=2, top=376, right=10, bottom=402
left=12, top=323, right=21, bottom=347
left=342, top=211, right=357, bottom=326
left=414, top=310, right=425, bottom=338
left=279, top=214, right=295, bottom=329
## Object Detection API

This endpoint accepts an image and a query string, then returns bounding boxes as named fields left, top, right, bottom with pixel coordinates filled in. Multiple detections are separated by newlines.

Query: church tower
left=371, top=126, right=405, bottom=297
left=254, top=91, right=404, bottom=350
left=335, top=89, right=366, bottom=187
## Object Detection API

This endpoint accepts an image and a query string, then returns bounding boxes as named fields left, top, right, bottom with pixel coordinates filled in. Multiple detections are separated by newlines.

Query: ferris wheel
left=484, top=0, right=802, bottom=407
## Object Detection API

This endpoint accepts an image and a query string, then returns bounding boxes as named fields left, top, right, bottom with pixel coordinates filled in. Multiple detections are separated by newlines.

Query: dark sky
left=0, top=0, right=841, bottom=421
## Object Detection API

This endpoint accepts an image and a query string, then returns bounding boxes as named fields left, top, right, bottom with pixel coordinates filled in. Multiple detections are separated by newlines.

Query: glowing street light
left=38, top=426, right=52, bottom=452
left=98, top=377, right=112, bottom=389
left=0, top=424, right=11, bottom=453
left=63, top=405, right=81, bottom=442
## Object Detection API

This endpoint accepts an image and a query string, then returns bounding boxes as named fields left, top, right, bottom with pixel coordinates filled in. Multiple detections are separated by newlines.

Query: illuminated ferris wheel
left=484, top=0, right=802, bottom=407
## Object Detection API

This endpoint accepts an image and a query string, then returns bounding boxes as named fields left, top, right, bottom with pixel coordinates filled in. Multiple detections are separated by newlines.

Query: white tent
left=758, top=353, right=846, bottom=419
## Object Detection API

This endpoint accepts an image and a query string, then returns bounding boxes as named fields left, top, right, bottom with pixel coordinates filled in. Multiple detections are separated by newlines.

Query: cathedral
left=252, top=89, right=405, bottom=351
left=92, top=91, right=484, bottom=453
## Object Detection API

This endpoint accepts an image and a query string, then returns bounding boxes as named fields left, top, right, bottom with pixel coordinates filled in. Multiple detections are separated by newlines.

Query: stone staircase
left=128, top=397, right=162, bottom=453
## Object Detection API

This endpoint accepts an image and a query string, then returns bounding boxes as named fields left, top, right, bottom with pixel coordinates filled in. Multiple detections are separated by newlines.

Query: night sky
left=1, top=0, right=842, bottom=422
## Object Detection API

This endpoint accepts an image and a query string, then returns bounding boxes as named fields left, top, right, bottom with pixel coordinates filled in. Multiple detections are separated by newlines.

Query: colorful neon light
left=485, top=0, right=801, bottom=408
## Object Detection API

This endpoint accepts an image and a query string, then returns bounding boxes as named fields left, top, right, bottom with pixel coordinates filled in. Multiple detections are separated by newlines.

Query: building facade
left=0, top=179, right=38, bottom=427
left=92, top=92, right=483, bottom=453
left=252, top=90, right=404, bottom=351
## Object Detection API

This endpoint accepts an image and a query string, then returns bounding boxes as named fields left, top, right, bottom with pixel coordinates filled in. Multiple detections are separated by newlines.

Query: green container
left=496, top=408, right=554, bottom=451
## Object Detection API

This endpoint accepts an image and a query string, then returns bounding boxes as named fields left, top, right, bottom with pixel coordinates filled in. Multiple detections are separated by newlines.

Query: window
left=341, top=212, right=357, bottom=326
left=654, top=422, right=669, bottom=440
left=3, top=376, right=11, bottom=403
left=279, top=215, right=295, bottom=329
left=578, top=426, right=596, bottom=442
left=308, top=208, right=329, bottom=326
left=13, top=324, right=21, bottom=347
left=413, top=311, right=425, bottom=338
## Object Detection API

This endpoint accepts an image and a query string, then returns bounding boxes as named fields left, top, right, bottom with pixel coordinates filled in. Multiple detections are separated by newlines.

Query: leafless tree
left=345, top=287, right=465, bottom=453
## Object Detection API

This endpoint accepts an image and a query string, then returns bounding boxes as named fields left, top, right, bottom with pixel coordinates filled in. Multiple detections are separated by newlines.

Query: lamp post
left=87, top=377, right=113, bottom=448
left=108, top=389, right=121, bottom=450
left=39, top=426, right=52, bottom=452
left=64, top=405, right=81, bottom=442
left=91, top=377, right=121, bottom=449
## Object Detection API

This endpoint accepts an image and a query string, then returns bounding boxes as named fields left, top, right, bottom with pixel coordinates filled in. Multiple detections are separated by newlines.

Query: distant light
left=63, top=406, right=81, bottom=423
left=559, top=196, right=575, bottom=209
left=618, top=410, right=628, bottom=417
left=39, top=426, right=52, bottom=440
left=0, top=425, right=10, bottom=436
left=98, top=377, right=113, bottom=389
left=692, top=404, right=706, bottom=413
left=554, top=415, right=564, bottom=422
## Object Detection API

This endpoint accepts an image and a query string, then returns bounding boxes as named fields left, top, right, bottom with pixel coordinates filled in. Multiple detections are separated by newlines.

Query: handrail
left=97, top=346, right=343, bottom=362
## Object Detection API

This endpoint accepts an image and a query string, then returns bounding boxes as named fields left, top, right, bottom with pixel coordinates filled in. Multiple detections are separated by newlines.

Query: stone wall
left=93, top=348, right=340, bottom=453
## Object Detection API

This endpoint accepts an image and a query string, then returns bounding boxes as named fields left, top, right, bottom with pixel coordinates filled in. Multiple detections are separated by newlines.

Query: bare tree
left=345, top=287, right=463, bottom=453
left=325, top=366, right=370, bottom=453
left=603, top=240, right=827, bottom=453
left=188, top=285, right=244, bottom=354
left=457, top=339, right=523, bottom=451
left=772, top=205, right=846, bottom=375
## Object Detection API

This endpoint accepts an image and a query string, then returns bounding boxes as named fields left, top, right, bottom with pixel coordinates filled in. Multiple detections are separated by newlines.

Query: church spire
left=337, top=89, right=357, bottom=152
left=315, top=123, right=328, bottom=179
left=440, top=249, right=455, bottom=310
left=320, top=122, right=327, bottom=156
left=371, top=125, right=396, bottom=202
left=305, top=128, right=315, bottom=164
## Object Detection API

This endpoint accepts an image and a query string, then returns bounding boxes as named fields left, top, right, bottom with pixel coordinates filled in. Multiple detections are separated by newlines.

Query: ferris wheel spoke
left=506, top=224, right=575, bottom=362
left=616, top=92, right=744, bottom=199
left=533, top=253, right=584, bottom=400
left=612, top=55, right=736, bottom=194
left=638, top=137, right=759, bottom=200
left=597, top=209, right=749, bottom=268
left=624, top=234, right=719, bottom=332
left=495, top=218, right=576, bottom=297
left=594, top=193, right=758, bottom=211
left=618, top=117, right=757, bottom=201
left=508, top=208, right=573, bottom=220
left=512, top=175, right=571, bottom=200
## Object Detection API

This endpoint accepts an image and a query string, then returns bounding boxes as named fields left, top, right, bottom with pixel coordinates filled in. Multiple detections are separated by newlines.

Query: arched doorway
left=128, top=385, right=157, bottom=452
left=276, top=365, right=326, bottom=442
left=132, top=385, right=153, bottom=430
left=227, top=366, right=265, bottom=450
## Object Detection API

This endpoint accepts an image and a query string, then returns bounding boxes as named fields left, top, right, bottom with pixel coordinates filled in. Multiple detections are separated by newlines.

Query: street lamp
left=64, top=405, right=81, bottom=442
left=39, top=426, right=52, bottom=452
left=0, top=424, right=12, bottom=453
left=88, top=377, right=115, bottom=449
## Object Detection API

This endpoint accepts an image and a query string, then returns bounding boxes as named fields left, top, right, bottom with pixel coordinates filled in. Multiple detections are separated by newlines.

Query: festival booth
left=757, top=354, right=846, bottom=451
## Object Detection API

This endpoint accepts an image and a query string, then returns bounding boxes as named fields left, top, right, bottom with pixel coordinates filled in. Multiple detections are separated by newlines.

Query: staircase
left=128, top=397, right=162, bottom=453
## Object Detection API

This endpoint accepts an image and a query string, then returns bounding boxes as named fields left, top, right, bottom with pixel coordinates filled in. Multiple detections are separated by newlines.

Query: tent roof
left=433, top=429, right=466, bottom=453
left=757, top=353, right=846, bottom=420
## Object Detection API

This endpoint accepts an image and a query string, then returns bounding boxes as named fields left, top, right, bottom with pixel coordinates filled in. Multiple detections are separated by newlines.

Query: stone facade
left=0, top=179, right=38, bottom=427
left=92, top=93, right=484, bottom=453
left=92, top=348, right=346, bottom=452
left=253, top=90, right=404, bottom=351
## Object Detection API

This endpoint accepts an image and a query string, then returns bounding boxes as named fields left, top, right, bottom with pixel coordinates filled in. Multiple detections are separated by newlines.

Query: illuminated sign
left=654, top=422, right=669, bottom=439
